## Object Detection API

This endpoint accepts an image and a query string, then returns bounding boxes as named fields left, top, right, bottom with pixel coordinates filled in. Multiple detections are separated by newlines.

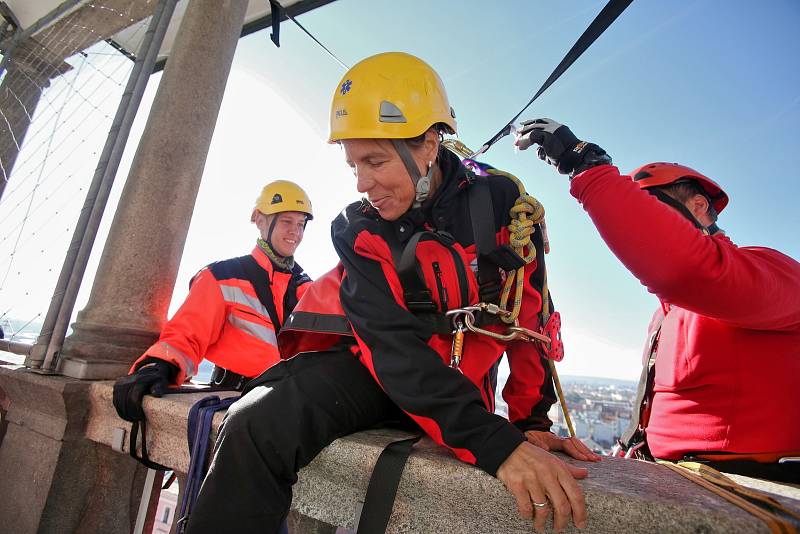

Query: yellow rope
left=485, top=169, right=545, bottom=324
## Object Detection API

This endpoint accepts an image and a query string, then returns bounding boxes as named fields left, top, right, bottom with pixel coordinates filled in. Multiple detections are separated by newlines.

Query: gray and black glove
left=113, top=358, right=178, bottom=422
left=515, top=118, right=611, bottom=177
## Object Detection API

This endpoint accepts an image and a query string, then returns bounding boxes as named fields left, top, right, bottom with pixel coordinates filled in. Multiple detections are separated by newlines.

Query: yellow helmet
left=329, top=52, right=457, bottom=142
left=251, top=180, right=313, bottom=222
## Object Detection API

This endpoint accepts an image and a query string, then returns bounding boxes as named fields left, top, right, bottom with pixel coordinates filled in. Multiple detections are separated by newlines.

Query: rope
left=485, top=168, right=576, bottom=438
left=485, top=168, right=545, bottom=324
left=659, top=461, right=799, bottom=534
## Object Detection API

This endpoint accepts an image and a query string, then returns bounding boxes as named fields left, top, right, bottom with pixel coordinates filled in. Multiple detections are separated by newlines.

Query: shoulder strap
left=237, top=255, right=283, bottom=332
left=468, top=175, right=502, bottom=304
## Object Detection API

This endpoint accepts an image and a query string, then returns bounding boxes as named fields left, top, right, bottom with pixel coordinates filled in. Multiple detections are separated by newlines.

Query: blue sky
left=220, top=0, right=799, bottom=379
left=4, top=0, right=798, bottom=380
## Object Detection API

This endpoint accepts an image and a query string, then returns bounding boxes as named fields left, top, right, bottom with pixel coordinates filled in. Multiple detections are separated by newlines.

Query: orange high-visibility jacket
left=131, top=246, right=311, bottom=384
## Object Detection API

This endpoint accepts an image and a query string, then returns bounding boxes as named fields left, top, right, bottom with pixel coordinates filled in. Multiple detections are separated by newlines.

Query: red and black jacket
left=287, top=149, right=558, bottom=475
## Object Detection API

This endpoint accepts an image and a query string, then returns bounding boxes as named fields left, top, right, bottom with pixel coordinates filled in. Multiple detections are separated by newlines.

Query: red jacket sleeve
left=570, top=165, right=800, bottom=331
left=131, top=268, right=226, bottom=384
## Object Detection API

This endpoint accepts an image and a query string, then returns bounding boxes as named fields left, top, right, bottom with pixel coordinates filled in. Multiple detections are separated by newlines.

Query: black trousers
left=185, top=348, right=405, bottom=534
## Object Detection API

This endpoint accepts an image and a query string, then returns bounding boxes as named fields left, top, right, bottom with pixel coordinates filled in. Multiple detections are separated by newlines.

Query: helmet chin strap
left=648, top=189, right=720, bottom=235
left=266, top=215, right=285, bottom=258
left=391, top=139, right=433, bottom=208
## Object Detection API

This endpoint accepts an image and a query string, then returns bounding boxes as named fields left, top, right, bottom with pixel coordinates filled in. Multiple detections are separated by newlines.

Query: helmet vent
left=633, top=171, right=652, bottom=181
left=379, top=100, right=407, bottom=123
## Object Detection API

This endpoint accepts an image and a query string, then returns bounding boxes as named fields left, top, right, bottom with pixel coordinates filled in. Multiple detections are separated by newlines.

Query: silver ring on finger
left=532, top=501, right=548, bottom=508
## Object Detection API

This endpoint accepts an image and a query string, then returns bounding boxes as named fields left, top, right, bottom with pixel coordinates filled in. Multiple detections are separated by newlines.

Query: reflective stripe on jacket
left=282, top=149, right=557, bottom=476
left=571, top=164, right=800, bottom=460
left=132, top=246, right=311, bottom=384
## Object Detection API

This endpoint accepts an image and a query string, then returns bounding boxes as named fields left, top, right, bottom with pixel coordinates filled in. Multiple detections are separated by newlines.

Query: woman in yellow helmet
left=187, top=54, right=596, bottom=534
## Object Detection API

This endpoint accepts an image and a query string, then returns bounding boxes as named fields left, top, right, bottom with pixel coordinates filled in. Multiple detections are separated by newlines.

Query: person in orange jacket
left=515, top=118, right=800, bottom=482
left=113, top=180, right=313, bottom=421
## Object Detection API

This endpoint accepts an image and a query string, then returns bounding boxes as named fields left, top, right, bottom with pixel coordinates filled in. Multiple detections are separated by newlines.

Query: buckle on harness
left=404, top=290, right=438, bottom=313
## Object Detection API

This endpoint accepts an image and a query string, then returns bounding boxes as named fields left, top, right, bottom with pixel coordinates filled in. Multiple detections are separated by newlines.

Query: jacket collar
left=251, top=245, right=276, bottom=280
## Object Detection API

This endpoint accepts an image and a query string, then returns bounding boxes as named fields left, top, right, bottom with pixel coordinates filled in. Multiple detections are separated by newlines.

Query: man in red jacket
left=113, top=180, right=313, bottom=420
left=515, top=118, right=800, bottom=481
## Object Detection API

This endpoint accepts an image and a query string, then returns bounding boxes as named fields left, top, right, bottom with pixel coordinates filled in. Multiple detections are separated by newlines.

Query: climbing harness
left=395, top=141, right=574, bottom=435
left=659, top=461, right=800, bottom=534
left=473, top=0, right=634, bottom=157
left=614, top=312, right=663, bottom=460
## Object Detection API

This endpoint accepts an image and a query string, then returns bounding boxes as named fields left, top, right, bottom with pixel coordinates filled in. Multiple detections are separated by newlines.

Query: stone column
left=0, top=40, right=71, bottom=201
left=60, top=0, right=249, bottom=379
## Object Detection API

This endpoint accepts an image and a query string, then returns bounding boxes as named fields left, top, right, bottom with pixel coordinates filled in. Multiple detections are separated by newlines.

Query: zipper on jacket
left=447, top=248, right=470, bottom=307
left=432, top=261, right=448, bottom=312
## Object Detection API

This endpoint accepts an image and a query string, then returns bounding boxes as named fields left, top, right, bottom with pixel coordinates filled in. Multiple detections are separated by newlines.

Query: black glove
left=113, top=358, right=178, bottom=422
left=515, top=118, right=610, bottom=176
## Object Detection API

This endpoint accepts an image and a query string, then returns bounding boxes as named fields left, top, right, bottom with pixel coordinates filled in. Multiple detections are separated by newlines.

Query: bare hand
left=525, top=431, right=602, bottom=463
left=496, top=441, right=588, bottom=532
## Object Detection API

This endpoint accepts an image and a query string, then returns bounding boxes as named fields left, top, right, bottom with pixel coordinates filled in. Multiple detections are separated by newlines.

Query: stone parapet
left=76, top=377, right=800, bottom=534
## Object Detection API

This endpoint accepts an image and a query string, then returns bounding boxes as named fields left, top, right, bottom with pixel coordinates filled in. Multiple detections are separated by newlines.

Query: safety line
left=275, top=1, right=349, bottom=70
left=473, top=0, right=634, bottom=157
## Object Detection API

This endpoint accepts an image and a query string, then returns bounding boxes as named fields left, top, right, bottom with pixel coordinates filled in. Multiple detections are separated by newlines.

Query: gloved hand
left=113, top=358, right=178, bottom=422
left=515, top=118, right=610, bottom=176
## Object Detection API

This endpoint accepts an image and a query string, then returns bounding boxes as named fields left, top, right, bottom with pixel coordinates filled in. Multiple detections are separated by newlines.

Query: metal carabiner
left=462, top=312, right=518, bottom=342
left=507, top=326, right=551, bottom=344
left=450, top=320, right=465, bottom=371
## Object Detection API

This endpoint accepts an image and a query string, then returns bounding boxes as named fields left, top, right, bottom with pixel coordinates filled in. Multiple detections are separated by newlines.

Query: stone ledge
left=29, top=372, right=800, bottom=533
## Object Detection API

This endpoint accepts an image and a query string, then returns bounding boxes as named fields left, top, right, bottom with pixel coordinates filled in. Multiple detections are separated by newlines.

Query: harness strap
left=396, top=231, right=440, bottom=313
left=390, top=229, right=455, bottom=335
left=356, top=435, right=422, bottom=534
left=619, top=313, right=664, bottom=456
left=468, top=175, right=503, bottom=304
left=659, top=461, right=799, bottom=534
left=177, top=395, right=239, bottom=534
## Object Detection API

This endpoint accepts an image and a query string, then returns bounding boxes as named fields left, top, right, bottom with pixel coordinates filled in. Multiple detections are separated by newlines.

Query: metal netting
left=0, top=3, right=153, bottom=346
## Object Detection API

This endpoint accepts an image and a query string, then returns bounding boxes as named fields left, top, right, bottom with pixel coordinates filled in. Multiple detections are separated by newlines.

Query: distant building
left=153, top=482, right=179, bottom=533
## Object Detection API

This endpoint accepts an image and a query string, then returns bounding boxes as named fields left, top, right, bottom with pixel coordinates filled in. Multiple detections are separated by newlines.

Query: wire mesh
left=0, top=3, right=153, bottom=346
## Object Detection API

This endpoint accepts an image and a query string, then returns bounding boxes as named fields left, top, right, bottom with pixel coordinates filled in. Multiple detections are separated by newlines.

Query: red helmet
left=630, top=162, right=729, bottom=214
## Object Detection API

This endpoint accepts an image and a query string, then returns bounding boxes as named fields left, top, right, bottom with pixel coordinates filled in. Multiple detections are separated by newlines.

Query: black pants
left=185, top=349, right=405, bottom=534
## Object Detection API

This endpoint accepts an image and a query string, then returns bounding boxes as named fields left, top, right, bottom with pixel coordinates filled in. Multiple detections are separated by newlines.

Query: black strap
left=356, top=435, right=422, bottom=534
left=237, top=255, right=283, bottom=331
left=468, top=175, right=502, bottom=304
left=130, top=419, right=171, bottom=471
left=396, top=231, right=440, bottom=313
left=268, top=0, right=283, bottom=47
left=476, top=0, right=634, bottom=155
left=647, top=189, right=707, bottom=232
left=620, top=314, right=664, bottom=451
left=127, top=385, right=241, bottom=471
